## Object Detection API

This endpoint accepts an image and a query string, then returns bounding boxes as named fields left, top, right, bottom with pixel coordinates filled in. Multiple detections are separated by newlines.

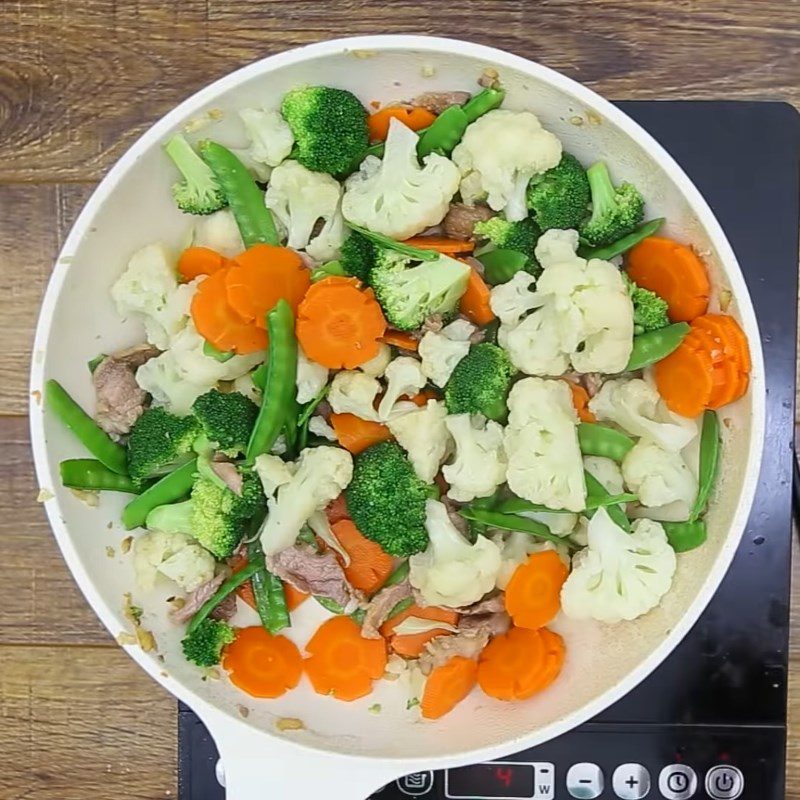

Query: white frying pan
left=29, top=36, right=764, bottom=800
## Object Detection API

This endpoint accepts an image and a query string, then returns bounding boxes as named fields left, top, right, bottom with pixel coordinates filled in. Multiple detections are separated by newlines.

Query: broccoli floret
left=345, top=441, right=430, bottom=557
left=370, top=251, right=470, bottom=331
left=281, top=86, right=369, bottom=175
left=339, top=230, right=377, bottom=283
left=191, top=389, right=258, bottom=455
left=127, top=408, right=200, bottom=484
left=623, top=274, right=669, bottom=334
left=473, top=216, right=542, bottom=271
left=526, top=153, right=590, bottom=231
left=181, top=618, right=235, bottom=667
left=579, top=161, right=645, bottom=247
left=164, top=134, right=226, bottom=215
left=444, top=343, right=515, bottom=421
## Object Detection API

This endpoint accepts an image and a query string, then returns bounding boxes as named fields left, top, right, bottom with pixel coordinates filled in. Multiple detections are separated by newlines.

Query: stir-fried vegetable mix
left=45, top=74, right=751, bottom=719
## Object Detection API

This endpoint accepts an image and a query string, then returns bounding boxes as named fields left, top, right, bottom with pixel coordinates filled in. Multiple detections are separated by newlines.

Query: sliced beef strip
left=210, top=592, right=237, bottom=622
left=580, top=372, right=604, bottom=398
left=457, top=594, right=505, bottom=615
left=411, top=91, right=471, bottom=115
left=459, top=610, right=511, bottom=638
left=170, top=572, right=226, bottom=624
left=442, top=203, right=495, bottom=241
left=441, top=496, right=470, bottom=538
left=420, top=628, right=491, bottom=670
left=411, top=314, right=445, bottom=341
left=209, top=461, right=243, bottom=496
left=361, top=580, right=412, bottom=640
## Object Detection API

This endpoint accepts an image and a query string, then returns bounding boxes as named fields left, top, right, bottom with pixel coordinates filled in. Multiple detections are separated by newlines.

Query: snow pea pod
left=458, top=507, right=567, bottom=546
left=185, top=562, right=260, bottom=636
left=625, top=322, right=690, bottom=371
left=45, top=380, right=129, bottom=475
left=382, top=559, right=410, bottom=588
left=479, top=248, right=530, bottom=285
left=690, top=410, right=721, bottom=521
left=417, top=105, right=469, bottom=158
left=59, top=459, right=140, bottom=493
left=385, top=596, right=414, bottom=621
left=121, top=459, right=197, bottom=530
left=246, top=299, right=299, bottom=461
left=315, top=595, right=367, bottom=625
left=495, top=493, right=638, bottom=515
left=248, top=540, right=290, bottom=634
left=296, top=383, right=330, bottom=452
left=199, top=140, right=279, bottom=247
left=663, top=520, right=707, bottom=552
left=579, top=218, right=664, bottom=261
left=311, top=260, right=347, bottom=282
left=462, top=87, right=506, bottom=123
left=583, top=471, right=631, bottom=532
left=578, top=422, right=635, bottom=463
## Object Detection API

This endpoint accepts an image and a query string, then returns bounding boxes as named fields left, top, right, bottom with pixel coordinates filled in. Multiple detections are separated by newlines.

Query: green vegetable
left=494, top=492, right=638, bottom=514
left=246, top=300, right=298, bottom=461
left=663, top=520, right=708, bottom=552
left=198, top=140, right=279, bottom=247
left=59, top=459, right=140, bottom=493
left=181, top=618, right=236, bottom=667
left=121, top=459, right=197, bottom=530
left=626, top=322, right=690, bottom=371
left=444, top=343, right=515, bottom=421
left=346, top=441, right=431, bottom=557
left=382, top=560, right=410, bottom=588
left=579, top=218, right=664, bottom=261
left=578, top=422, right=635, bottom=463
left=202, top=341, right=235, bottom=362
left=417, top=105, right=469, bottom=157
left=622, top=274, right=669, bottom=335
left=461, top=87, right=506, bottom=122
left=297, top=383, right=329, bottom=451
left=690, top=411, right=721, bottom=521
left=185, top=563, right=260, bottom=636
left=164, top=133, right=226, bottom=215
left=45, top=380, right=129, bottom=475
left=251, top=362, right=269, bottom=391
left=347, top=224, right=438, bottom=261
left=478, top=248, right=530, bottom=285
left=526, top=153, right=590, bottom=231
left=458, top=508, right=567, bottom=546
left=579, top=161, right=645, bottom=247
left=87, top=354, right=106, bottom=373
left=385, top=596, right=414, bottom=621
left=583, top=471, right=631, bottom=532
left=126, top=407, right=200, bottom=484
left=473, top=217, right=541, bottom=268
left=315, top=595, right=367, bottom=625
left=281, top=86, right=369, bottom=175
left=192, top=389, right=259, bottom=455
left=248, top=540, right=290, bottom=635
left=464, top=490, right=502, bottom=538
left=340, top=230, right=378, bottom=283
left=311, top=260, right=347, bottom=282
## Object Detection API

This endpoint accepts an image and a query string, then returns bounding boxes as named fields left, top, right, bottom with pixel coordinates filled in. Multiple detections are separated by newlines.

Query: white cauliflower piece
left=378, top=356, right=426, bottom=420
left=133, top=530, right=215, bottom=592
left=583, top=455, right=625, bottom=496
left=561, top=508, right=677, bottom=623
left=238, top=108, right=294, bottom=170
left=253, top=453, right=295, bottom=495
left=387, top=400, right=451, bottom=483
left=418, top=318, right=476, bottom=388
left=191, top=209, right=245, bottom=258
left=308, top=416, right=336, bottom=441
left=296, top=346, right=329, bottom=404
left=328, top=370, right=381, bottom=421
left=256, top=446, right=353, bottom=555
left=589, top=378, right=698, bottom=452
left=519, top=510, right=578, bottom=537
left=233, top=373, right=261, bottom=403
left=342, top=118, right=460, bottom=239
left=501, top=302, right=573, bottom=376
left=265, top=160, right=345, bottom=262
left=452, top=110, right=562, bottom=220
left=442, top=413, right=507, bottom=502
left=359, top=344, right=392, bottom=378
left=504, top=378, right=586, bottom=512
left=488, top=270, right=542, bottom=327
left=622, top=439, right=698, bottom=508
left=409, top=499, right=502, bottom=608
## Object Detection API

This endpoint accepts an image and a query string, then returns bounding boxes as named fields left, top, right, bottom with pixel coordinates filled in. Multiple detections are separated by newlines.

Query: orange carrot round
left=459, top=267, right=495, bottom=326
left=477, top=626, right=565, bottom=701
left=178, top=246, right=228, bottom=280
left=566, top=382, right=596, bottom=423
left=332, top=519, right=394, bottom=594
left=504, top=551, right=568, bottom=630
left=380, top=330, right=420, bottom=351
left=191, top=269, right=267, bottom=354
left=330, top=413, right=393, bottom=454
left=421, top=656, right=478, bottom=720
left=692, top=313, right=751, bottom=373
left=626, top=236, right=710, bottom=322
left=653, top=340, right=714, bottom=417
left=222, top=626, right=303, bottom=698
left=368, top=106, right=437, bottom=141
left=380, top=603, right=459, bottom=658
left=304, top=616, right=387, bottom=701
left=402, top=236, right=475, bottom=255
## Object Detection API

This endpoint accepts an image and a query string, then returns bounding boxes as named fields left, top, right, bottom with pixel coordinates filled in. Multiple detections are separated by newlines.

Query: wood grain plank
left=0, top=645, right=175, bottom=800
left=0, top=0, right=797, bottom=181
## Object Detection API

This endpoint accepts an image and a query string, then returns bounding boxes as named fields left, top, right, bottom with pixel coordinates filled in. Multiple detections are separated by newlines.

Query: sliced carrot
left=368, top=106, right=437, bottom=141
left=332, top=519, right=394, bottom=594
left=381, top=603, right=460, bottom=658
left=409, top=389, right=439, bottom=407
left=178, top=246, right=228, bottom=281
left=380, top=330, right=419, bottom=351
left=566, top=381, right=596, bottom=423
left=191, top=269, right=267, bottom=354
left=707, top=353, right=741, bottom=409
left=304, top=616, right=387, bottom=701
left=421, top=656, right=478, bottom=720
left=477, top=626, right=565, bottom=701
left=653, top=340, right=715, bottom=418
left=683, top=327, right=725, bottom=364
left=225, top=245, right=310, bottom=331
left=325, top=494, right=350, bottom=525
left=402, top=236, right=475, bottom=255
left=692, top=313, right=751, bottom=373
left=330, top=413, right=393, bottom=454
left=296, top=278, right=387, bottom=369
left=626, top=236, right=710, bottom=322
left=504, top=551, right=568, bottom=630
left=283, top=582, right=309, bottom=612
left=222, top=626, right=302, bottom=698
left=459, top=267, right=495, bottom=326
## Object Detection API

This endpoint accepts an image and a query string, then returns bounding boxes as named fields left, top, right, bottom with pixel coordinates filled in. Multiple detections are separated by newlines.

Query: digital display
left=445, top=763, right=538, bottom=799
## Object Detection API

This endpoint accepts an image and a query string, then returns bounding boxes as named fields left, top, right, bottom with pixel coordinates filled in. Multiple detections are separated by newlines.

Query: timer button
left=705, top=765, right=744, bottom=800
left=611, top=763, right=650, bottom=799
left=566, top=762, right=604, bottom=799
left=658, top=764, right=697, bottom=799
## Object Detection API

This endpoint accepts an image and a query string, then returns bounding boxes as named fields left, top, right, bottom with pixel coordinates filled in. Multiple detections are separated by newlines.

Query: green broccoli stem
left=165, top=134, right=214, bottom=184
left=185, top=562, right=260, bottom=636
left=121, top=459, right=197, bottom=530
left=59, top=459, right=140, bottom=493
left=347, top=224, right=438, bottom=262
left=585, top=161, right=616, bottom=224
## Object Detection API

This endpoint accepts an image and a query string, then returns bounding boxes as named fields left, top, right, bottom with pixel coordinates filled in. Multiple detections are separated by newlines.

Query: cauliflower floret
left=504, top=378, right=586, bottom=512
left=308, top=416, right=336, bottom=441
left=342, top=118, right=461, bottom=239
left=583, top=455, right=625, bottom=496
left=561, top=507, right=677, bottom=623
left=133, top=530, right=215, bottom=592
left=622, top=438, right=698, bottom=508
left=378, top=356, right=426, bottom=420
left=442, top=413, right=507, bottom=502
left=328, top=370, right=381, bottom=421
left=265, top=160, right=345, bottom=262
left=253, top=453, right=295, bottom=495
left=452, top=110, right=562, bottom=221
left=296, top=346, right=329, bottom=404
left=489, top=270, right=543, bottom=327
left=409, top=499, right=502, bottom=608
left=238, top=108, right=294, bottom=171
left=233, top=372, right=261, bottom=403
left=495, top=531, right=570, bottom=590
left=418, top=318, right=476, bottom=387
left=359, top=344, right=392, bottom=378
left=191, top=209, right=245, bottom=258
left=387, top=399, right=451, bottom=483
left=256, top=446, right=353, bottom=555
left=502, top=302, right=573, bottom=376
left=589, top=378, right=698, bottom=452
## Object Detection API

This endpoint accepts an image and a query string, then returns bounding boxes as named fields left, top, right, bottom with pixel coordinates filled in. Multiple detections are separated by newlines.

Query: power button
left=705, top=765, right=744, bottom=800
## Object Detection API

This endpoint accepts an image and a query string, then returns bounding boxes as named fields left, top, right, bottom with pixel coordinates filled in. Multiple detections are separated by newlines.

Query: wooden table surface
left=1, top=2, right=798, bottom=798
